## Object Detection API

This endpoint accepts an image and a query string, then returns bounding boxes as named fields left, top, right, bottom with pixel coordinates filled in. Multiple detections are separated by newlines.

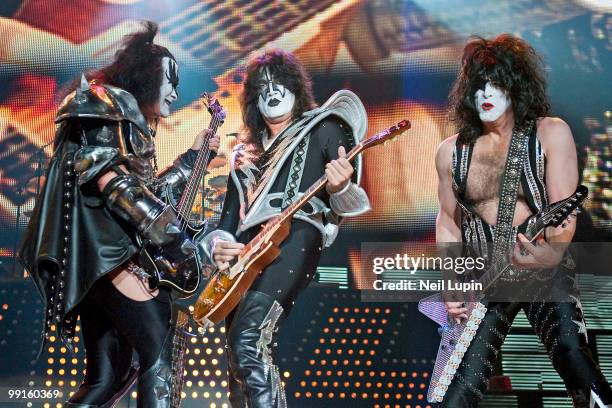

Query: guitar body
left=418, top=293, right=487, bottom=403
left=136, top=216, right=205, bottom=298
left=193, top=219, right=291, bottom=328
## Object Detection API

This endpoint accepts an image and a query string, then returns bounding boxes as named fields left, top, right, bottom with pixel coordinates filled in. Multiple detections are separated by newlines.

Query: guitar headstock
left=361, top=120, right=411, bottom=150
left=541, top=185, right=588, bottom=228
left=200, top=92, right=226, bottom=123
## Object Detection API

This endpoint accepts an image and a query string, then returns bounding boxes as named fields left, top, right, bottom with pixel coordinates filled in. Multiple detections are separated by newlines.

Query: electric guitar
left=192, top=119, right=411, bottom=328
left=136, top=93, right=226, bottom=298
left=418, top=185, right=588, bottom=403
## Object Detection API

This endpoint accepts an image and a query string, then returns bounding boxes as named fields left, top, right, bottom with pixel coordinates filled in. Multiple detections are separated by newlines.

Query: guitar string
left=178, top=110, right=221, bottom=222
left=177, top=109, right=222, bottom=231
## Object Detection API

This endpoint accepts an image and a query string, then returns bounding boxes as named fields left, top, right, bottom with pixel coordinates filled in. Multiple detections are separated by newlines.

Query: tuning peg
left=562, top=222, right=567, bottom=228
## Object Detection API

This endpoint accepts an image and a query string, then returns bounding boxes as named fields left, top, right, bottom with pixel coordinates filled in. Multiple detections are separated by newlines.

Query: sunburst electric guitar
left=192, top=119, right=411, bottom=328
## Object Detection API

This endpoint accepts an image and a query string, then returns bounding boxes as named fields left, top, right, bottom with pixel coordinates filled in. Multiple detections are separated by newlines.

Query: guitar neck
left=176, top=122, right=220, bottom=219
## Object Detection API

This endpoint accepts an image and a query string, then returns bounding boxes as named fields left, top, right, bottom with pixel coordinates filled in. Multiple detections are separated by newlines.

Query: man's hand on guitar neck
left=511, top=233, right=565, bottom=269
left=191, top=129, right=220, bottom=151
left=212, top=240, right=245, bottom=271
left=325, top=146, right=353, bottom=194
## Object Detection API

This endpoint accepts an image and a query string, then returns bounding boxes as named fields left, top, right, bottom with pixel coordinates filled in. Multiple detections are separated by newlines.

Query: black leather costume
left=200, top=90, right=371, bottom=407
left=18, top=78, right=210, bottom=408
left=436, top=131, right=612, bottom=408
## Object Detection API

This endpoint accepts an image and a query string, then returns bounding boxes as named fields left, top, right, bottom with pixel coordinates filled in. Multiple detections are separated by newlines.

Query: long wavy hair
left=86, top=21, right=176, bottom=121
left=449, top=34, right=550, bottom=144
left=241, top=49, right=316, bottom=150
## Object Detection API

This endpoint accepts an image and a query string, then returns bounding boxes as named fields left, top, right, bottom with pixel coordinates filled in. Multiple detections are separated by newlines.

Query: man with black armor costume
left=18, top=22, right=219, bottom=408
left=434, top=34, right=611, bottom=407
left=199, top=49, right=371, bottom=407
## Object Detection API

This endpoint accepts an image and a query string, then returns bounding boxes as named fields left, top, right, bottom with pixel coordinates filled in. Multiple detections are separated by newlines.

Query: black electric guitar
left=137, top=93, right=226, bottom=298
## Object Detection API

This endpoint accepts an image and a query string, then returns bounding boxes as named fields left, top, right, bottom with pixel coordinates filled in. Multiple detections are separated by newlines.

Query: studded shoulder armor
left=56, top=75, right=154, bottom=159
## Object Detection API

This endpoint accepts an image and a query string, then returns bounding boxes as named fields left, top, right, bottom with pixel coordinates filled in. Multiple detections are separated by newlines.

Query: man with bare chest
left=433, top=34, right=611, bottom=407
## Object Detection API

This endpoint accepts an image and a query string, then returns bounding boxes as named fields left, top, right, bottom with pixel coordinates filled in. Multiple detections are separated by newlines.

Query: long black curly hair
left=241, top=49, right=316, bottom=149
left=449, top=34, right=550, bottom=144
left=88, top=21, right=176, bottom=121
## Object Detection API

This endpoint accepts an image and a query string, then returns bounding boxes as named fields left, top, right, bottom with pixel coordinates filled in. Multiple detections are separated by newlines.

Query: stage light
left=191, top=391, right=198, bottom=398
left=131, top=391, right=137, bottom=398
left=203, top=391, right=210, bottom=398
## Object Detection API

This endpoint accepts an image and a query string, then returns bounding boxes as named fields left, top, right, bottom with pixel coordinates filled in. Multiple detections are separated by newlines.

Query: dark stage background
left=0, top=1, right=610, bottom=407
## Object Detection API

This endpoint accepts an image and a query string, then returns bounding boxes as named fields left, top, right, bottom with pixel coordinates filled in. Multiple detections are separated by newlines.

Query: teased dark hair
left=88, top=21, right=176, bottom=121
left=449, top=34, right=550, bottom=144
left=241, top=49, right=316, bottom=149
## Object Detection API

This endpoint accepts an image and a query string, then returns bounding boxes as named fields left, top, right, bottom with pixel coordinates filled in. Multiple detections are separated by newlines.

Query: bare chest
left=465, top=141, right=526, bottom=205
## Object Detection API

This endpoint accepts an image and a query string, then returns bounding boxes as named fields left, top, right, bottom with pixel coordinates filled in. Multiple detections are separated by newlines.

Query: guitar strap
left=490, top=121, right=533, bottom=267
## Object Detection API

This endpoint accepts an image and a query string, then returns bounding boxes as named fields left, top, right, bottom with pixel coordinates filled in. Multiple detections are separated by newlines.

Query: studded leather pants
left=438, top=297, right=611, bottom=407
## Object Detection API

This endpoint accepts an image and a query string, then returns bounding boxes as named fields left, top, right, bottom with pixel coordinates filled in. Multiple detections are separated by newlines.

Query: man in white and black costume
left=200, top=49, right=371, bottom=407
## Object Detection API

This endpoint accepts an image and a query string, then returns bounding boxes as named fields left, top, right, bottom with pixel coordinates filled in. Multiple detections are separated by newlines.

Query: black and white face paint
left=158, top=56, right=179, bottom=118
left=256, top=66, right=295, bottom=121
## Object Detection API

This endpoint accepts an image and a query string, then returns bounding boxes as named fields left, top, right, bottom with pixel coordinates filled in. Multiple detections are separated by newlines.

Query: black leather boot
left=65, top=365, right=138, bottom=408
left=226, top=290, right=287, bottom=408
left=569, top=381, right=612, bottom=408
left=136, top=304, right=189, bottom=408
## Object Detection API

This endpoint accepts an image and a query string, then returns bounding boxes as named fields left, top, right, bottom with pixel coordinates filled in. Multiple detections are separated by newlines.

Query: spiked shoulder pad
left=56, top=75, right=151, bottom=138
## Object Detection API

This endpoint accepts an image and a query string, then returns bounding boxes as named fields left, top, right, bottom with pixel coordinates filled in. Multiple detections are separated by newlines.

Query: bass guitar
left=418, top=185, right=588, bottom=403
left=137, top=93, right=226, bottom=298
left=192, top=119, right=411, bottom=328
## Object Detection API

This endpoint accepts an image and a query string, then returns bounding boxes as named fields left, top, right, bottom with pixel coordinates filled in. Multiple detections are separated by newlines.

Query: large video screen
left=0, top=0, right=610, bottom=275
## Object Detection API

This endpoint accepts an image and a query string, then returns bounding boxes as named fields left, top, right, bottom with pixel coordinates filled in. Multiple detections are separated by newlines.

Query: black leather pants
left=437, top=299, right=611, bottom=408
left=67, top=276, right=178, bottom=408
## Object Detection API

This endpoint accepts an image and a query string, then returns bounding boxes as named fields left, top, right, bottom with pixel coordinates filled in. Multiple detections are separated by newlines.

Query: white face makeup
left=256, top=66, right=295, bottom=122
left=158, top=56, right=178, bottom=118
left=474, top=82, right=511, bottom=122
